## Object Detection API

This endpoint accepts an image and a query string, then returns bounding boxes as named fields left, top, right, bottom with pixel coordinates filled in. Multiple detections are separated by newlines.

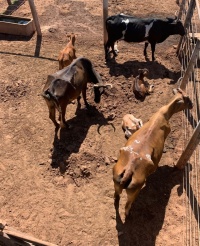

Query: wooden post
left=103, top=0, right=108, bottom=46
left=176, top=121, right=200, bottom=169
left=0, top=221, right=58, bottom=246
left=28, top=0, right=42, bottom=36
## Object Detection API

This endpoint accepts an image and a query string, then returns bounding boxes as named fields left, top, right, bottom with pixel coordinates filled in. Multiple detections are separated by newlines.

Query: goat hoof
left=55, top=125, right=60, bottom=132
left=60, top=122, right=71, bottom=129
left=85, top=104, right=91, bottom=110
left=54, top=123, right=60, bottom=129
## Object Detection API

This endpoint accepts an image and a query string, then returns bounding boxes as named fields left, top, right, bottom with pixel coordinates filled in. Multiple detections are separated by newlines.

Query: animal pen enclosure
left=2, top=1, right=200, bottom=245
left=176, top=0, right=200, bottom=244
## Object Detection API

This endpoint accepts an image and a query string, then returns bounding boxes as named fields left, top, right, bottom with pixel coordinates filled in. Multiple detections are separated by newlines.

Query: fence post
left=103, top=0, right=108, bottom=47
left=176, top=121, right=200, bottom=169
left=28, top=0, right=42, bottom=36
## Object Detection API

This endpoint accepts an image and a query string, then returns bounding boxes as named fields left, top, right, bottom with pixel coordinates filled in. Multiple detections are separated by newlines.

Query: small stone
left=105, top=156, right=110, bottom=165
left=112, top=156, right=118, bottom=162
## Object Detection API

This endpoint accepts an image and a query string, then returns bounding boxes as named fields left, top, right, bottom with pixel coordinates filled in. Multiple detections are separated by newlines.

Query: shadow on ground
left=114, top=165, right=184, bottom=246
left=106, top=58, right=181, bottom=83
left=50, top=105, right=114, bottom=174
left=3, top=0, right=26, bottom=15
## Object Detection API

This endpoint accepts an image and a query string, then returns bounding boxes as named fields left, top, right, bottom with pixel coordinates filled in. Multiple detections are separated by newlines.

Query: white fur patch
left=121, top=146, right=139, bottom=155
left=134, top=140, right=140, bottom=144
left=145, top=21, right=154, bottom=38
left=114, top=43, right=119, bottom=52
left=122, top=19, right=129, bottom=24
left=121, top=19, right=129, bottom=39
left=146, top=154, right=151, bottom=160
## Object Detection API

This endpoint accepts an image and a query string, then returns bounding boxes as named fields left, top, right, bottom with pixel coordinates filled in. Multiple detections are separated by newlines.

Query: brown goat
left=42, top=57, right=112, bottom=129
left=113, top=88, right=193, bottom=217
left=133, top=68, right=154, bottom=99
left=58, top=33, right=77, bottom=70
left=122, top=114, right=143, bottom=139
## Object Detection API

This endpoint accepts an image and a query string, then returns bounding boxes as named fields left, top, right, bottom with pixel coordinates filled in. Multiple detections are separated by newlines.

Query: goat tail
left=42, top=90, right=62, bottom=113
left=116, top=167, right=133, bottom=189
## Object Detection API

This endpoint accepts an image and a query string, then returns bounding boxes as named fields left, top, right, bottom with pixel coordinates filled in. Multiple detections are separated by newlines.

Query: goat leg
left=151, top=42, right=156, bottom=61
left=82, top=87, right=90, bottom=109
left=144, top=41, right=149, bottom=57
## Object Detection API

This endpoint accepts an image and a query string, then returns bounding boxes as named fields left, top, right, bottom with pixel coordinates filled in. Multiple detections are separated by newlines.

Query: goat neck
left=158, top=94, right=186, bottom=121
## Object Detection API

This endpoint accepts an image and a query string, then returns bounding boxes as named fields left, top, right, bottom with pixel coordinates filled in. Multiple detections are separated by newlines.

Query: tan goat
left=122, top=114, right=143, bottom=139
left=133, top=68, right=154, bottom=99
left=58, top=33, right=76, bottom=70
left=113, top=88, right=193, bottom=217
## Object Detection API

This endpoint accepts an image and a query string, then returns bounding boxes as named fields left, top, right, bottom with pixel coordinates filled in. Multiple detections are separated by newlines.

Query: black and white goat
left=105, top=13, right=185, bottom=61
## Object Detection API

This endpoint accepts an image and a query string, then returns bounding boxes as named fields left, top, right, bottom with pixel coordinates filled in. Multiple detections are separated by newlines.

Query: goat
left=113, top=87, right=193, bottom=216
left=105, top=13, right=185, bottom=61
left=122, top=114, right=143, bottom=139
left=133, top=68, right=154, bottom=99
left=58, top=33, right=76, bottom=70
left=42, top=57, right=112, bottom=128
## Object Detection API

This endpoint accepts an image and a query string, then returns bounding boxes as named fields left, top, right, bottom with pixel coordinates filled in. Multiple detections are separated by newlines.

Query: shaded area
left=184, top=164, right=200, bottom=228
left=50, top=105, right=114, bottom=175
left=106, top=58, right=181, bottom=82
left=184, top=109, right=198, bottom=130
left=115, top=165, right=184, bottom=246
left=2, top=0, right=26, bottom=15
left=0, top=33, right=43, bottom=58
left=0, top=32, right=33, bottom=41
left=0, top=49, right=57, bottom=61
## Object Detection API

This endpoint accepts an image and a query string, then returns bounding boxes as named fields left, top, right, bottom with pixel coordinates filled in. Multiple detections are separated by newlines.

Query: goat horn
left=93, top=83, right=113, bottom=88
left=174, top=11, right=180, bottom=21
left=173, top=88, right=178, bottom=95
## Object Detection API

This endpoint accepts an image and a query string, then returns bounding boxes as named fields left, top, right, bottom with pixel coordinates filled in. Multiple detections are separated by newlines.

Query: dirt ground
left=0, top=0, right=188, bottom=245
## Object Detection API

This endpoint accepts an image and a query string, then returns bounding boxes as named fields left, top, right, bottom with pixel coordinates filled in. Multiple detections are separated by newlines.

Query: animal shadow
left=50, top=105, right=114, bottom=174
left=106, top=59, right=181, bottom=82
left=0, top=33, right=33, bottom=42
left=114, top=165, right=185, bottom=246
left=3, top=0, right=26, bottom=15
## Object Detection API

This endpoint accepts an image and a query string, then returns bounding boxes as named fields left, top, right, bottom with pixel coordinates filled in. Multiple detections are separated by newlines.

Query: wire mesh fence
left=177, top=0, right=200, bottom=245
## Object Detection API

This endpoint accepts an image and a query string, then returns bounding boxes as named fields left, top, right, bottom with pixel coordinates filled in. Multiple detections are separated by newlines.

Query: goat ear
left=173, top=88, right=178, bottom=95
